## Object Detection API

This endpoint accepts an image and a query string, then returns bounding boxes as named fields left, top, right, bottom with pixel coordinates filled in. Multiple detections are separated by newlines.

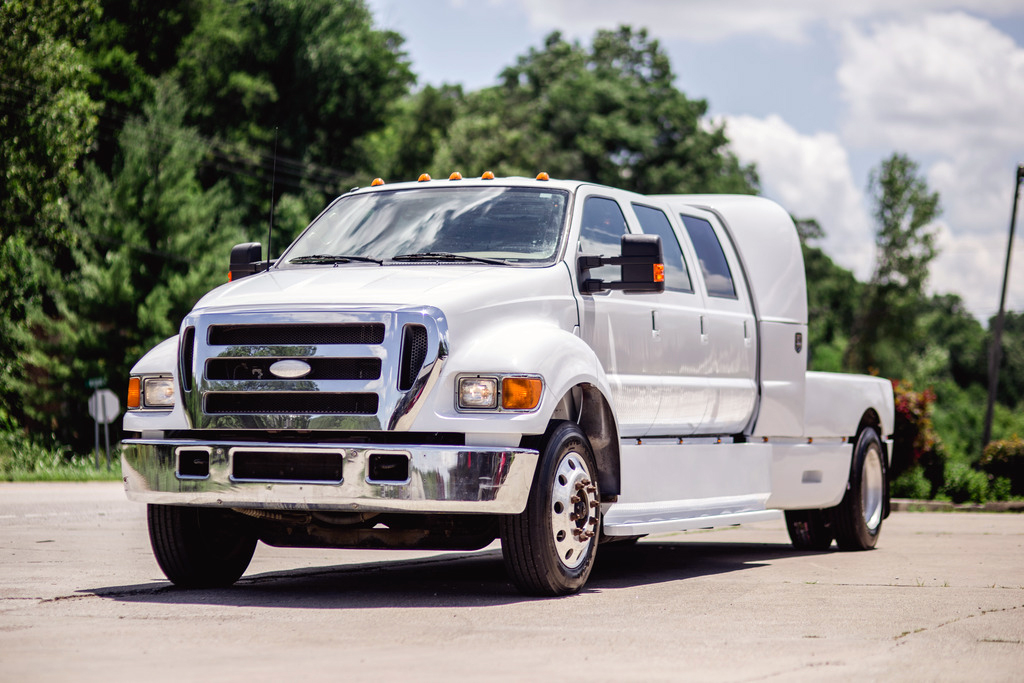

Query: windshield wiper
left=289, top=254, right=383, bottom=265
left=391, top=252, right=508, bottom=265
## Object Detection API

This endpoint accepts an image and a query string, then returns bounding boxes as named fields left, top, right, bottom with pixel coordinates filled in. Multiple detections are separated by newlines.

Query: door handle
left=700, top=315, right=709, bottom=345
left=651, top=310, right=661, bottom=341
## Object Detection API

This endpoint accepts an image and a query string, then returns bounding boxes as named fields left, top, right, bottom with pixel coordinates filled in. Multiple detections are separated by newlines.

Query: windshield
left=279, top=186, right=570, bottom=267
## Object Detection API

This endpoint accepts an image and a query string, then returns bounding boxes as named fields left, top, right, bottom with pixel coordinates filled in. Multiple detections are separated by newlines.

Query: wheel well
left=856, top=409, right=881, bottom=439
left=549, top=384, right=621, bottom=498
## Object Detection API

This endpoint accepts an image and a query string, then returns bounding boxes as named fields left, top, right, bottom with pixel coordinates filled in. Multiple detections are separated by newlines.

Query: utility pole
left=982, top=163, right=1024, bottom=451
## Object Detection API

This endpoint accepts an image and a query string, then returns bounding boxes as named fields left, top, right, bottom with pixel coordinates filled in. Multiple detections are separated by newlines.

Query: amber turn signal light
left=127, top=377, right=141, bottom=409
left=501, top=377, right=542, bottom=411
left=653, top=263, right=665, bottom=282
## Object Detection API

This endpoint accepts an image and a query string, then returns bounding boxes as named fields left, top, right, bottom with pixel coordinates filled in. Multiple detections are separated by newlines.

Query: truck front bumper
left=122, top=439, right=538, bottom=514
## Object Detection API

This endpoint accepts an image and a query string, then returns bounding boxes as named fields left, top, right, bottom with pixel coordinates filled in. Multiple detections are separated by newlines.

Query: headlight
left=128, top=376, right=175, bottom=410
left=143, top=377, right=176, bottom=407
left=457, top=375, right=543, bottom=412
left=458, top=377, right=498, bottom=409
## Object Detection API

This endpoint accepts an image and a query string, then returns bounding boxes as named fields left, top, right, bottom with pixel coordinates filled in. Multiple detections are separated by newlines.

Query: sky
left=366, top=0, right=1024, bottom=322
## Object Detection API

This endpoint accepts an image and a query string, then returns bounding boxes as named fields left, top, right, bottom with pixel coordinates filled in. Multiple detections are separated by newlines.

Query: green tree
left=0, top=0, right=101, bottom=425
left=33, top=78, right=246, bottom=448
left=846, top=153, right=940, bottom=376
left=428, top=27, right=757, bottom=194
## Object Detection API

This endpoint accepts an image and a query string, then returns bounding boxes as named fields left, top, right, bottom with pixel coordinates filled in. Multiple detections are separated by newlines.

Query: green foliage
left=938, top=460, right=991, bottom=504
left=891, top=465, right=932, bottom=500
left=802, top=241, right=860, bottom=372
left=847, top=153, right=941, bottom=377
left=891, top=381, right=940, bottom=476
left=425, top=28, right=757, bottom=194
left=0, top=430, right=121, bottom=481
left=981, top=437, right=1024, bottom=496
left=0, top=0, right=101, bottom=416
left=35, top=78, right=247, bottom=448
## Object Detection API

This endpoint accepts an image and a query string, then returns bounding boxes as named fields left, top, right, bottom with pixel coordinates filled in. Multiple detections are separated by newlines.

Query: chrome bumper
left=122, top=439, right=538, bottom=514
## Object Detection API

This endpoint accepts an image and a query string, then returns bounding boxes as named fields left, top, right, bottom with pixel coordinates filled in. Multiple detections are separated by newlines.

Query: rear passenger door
left=678, top=210, right=758, bottom=434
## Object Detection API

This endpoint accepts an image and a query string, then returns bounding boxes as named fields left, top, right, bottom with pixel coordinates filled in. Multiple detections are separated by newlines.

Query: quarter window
left=632, top=204, right=692, bottom=293
left=680, top=215, right=737, bottom=299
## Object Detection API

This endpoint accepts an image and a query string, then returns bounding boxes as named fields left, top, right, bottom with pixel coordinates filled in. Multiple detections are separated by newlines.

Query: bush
left=891, top=465, right=932, bottom=499
left=0, top=430, right=120, bottom=481
left=891, top=380, right=939, bottom=476
left=980, top=437, right=1024, bottom=496
left=939, top=461, right=990, bottom=504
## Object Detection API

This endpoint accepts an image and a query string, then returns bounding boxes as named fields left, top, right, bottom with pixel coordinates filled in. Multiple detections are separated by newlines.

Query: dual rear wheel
left=785, top=427, right=886, bottom=551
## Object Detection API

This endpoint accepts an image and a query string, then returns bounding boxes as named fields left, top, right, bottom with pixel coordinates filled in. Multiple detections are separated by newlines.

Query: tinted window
left=579, top=196, right=629, bottom=282
left=680, top=215, right=736, bottom=298
left=632, top=204, right=692, bottom=293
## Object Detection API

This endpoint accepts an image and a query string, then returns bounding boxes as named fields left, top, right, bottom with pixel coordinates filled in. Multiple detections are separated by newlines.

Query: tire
left=832, top=427, right=886, bottom=551
left=785, top=509, right=833, bottom=550
left=499, top=421, right=600, bottom=596
left=148, top=504, right=257, bottom=588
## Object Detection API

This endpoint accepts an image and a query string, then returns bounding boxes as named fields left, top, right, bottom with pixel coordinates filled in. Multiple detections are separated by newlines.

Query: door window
left=579, top=196, right=629, bottom=282
left=680, top=215, right=737, bottom=299
left=632, top=204, right=692, bottom=293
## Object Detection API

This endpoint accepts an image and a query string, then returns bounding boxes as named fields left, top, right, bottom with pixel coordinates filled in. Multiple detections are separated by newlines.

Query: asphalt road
left=1, top=482, right=1022, bottom=682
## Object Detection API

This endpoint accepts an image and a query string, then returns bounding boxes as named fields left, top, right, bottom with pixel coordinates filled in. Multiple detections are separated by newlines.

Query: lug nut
left=570, top=495, right=581, bottom=504
left=589, top=500, right=600, bottom=508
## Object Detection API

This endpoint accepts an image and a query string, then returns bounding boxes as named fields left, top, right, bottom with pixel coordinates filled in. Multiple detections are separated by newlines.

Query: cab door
left=573, top=189, right=662, bottom=437
left=678, top=209, right=758, bottom=434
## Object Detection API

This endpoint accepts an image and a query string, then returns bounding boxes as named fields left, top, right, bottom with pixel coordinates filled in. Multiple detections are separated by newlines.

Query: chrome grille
left=180, top=308, right=447, bottom=431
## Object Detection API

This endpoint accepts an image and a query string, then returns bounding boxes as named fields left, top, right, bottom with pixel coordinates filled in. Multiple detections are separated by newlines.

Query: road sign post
left=88, top=389, right=120, bottom=470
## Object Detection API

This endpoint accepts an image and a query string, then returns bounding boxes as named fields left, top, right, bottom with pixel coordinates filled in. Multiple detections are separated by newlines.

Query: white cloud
left=722, top=114, right=875, bottom=279
left=837, top=12, right=1024, bottom=317
left=516, top=0, right=1023, bottom=43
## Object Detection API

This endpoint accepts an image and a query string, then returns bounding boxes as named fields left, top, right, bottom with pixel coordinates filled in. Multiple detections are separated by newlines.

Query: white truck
left=122, top=174, right=894, bottom=596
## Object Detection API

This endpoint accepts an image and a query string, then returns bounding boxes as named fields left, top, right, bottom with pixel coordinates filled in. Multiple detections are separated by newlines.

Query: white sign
left=88, top=389, right=120, bottom=425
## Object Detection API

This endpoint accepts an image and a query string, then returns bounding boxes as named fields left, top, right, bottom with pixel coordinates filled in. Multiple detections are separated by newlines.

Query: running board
left=602, top=508, right=782, bottom=537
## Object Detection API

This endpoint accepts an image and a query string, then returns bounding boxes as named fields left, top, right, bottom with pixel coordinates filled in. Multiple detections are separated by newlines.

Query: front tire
left=148, top=505, right=257, bottom=588
left=500, top=421, right=600, bottom=596
left=832, top=428, right=886, bottom=550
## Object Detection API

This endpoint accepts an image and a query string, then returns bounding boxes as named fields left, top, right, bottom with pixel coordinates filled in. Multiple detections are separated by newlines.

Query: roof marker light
left=481, top=171, right=495, bottom=180
left=370, top=178, right=385, bottom=186
left=536, top=172, right=550, bottom=181
left=449, top=172, right=463, bottom=180
left=418, top=173, right=431, bottom=182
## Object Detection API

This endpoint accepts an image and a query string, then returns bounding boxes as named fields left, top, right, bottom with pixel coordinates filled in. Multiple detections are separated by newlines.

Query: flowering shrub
left=891, top=380, right=939, bottom=476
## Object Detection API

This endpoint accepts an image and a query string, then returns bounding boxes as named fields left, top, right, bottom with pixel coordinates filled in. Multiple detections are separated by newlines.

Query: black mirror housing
left=229, top=242, right=269, bottom=281
left=578, top=233, right=665, bottom=294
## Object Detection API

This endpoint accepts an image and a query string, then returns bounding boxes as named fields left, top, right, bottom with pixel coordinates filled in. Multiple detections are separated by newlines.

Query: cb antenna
left=268, top=127, right=278, bottom=266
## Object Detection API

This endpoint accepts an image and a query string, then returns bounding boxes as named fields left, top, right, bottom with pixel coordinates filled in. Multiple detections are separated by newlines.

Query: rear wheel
left=785, top=509, right=833, bottom=550
left=500, top=421, right=600, bottom=596
left=148, top=504, right=257, bottom=588
left=832, top=428, right=885, bottom=550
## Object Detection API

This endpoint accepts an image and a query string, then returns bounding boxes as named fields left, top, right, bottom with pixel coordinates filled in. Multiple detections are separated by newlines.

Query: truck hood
left=192, top=263, right=576, bottom=320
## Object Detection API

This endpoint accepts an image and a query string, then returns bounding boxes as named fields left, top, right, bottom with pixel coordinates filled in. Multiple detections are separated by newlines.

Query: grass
left=1, top=432, right=122, bottom=482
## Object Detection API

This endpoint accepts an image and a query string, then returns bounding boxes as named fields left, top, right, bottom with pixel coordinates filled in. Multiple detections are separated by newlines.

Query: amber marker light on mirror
left=653, top=263, right=665, bottom=282
left=501, top=377, right=542, bottom=411
left=127, top=377, right=141, bottom=409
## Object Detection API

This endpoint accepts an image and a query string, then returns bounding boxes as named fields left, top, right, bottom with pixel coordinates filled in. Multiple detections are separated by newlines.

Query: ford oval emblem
left=269, top=359, right=312, bottom=379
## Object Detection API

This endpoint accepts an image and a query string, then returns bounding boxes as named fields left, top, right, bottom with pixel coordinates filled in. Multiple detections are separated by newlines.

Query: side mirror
left=228, top=242, right=270, bottom=281
left=578, top=233, right=665, bottom=294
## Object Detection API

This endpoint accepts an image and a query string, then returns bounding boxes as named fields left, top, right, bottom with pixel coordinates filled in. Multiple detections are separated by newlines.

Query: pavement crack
left=894, top=603, right=1024, bottom=641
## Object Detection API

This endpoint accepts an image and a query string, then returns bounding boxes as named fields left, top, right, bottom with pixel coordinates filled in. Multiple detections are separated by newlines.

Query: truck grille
left=180, top=309, right=446, bottom=431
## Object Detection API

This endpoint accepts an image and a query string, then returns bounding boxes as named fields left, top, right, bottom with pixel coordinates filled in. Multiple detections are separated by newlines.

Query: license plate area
left=230, top=447, right=345, bottom=484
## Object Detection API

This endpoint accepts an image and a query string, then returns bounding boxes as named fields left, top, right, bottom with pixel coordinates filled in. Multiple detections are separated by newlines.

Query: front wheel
left=832, top=428, right=886, bottom=550
left=148, top=505, right=257, bottom=588
left=499, top=421, right=600, bottom=596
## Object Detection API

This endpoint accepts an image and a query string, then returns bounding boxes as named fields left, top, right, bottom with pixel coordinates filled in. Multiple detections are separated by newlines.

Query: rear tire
left=148, top=505, right=257, bottom=588
left=785, top=509, right=833, bottom=550
left=499, top=421, right=600, bottom=596
left=832, top=428, right=885, bottom=550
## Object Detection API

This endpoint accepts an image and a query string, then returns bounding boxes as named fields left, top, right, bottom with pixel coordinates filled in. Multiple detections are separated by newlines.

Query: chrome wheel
left=550, top=450, right=599, bottom=569
left=862, top=443, right=884, bottom=532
